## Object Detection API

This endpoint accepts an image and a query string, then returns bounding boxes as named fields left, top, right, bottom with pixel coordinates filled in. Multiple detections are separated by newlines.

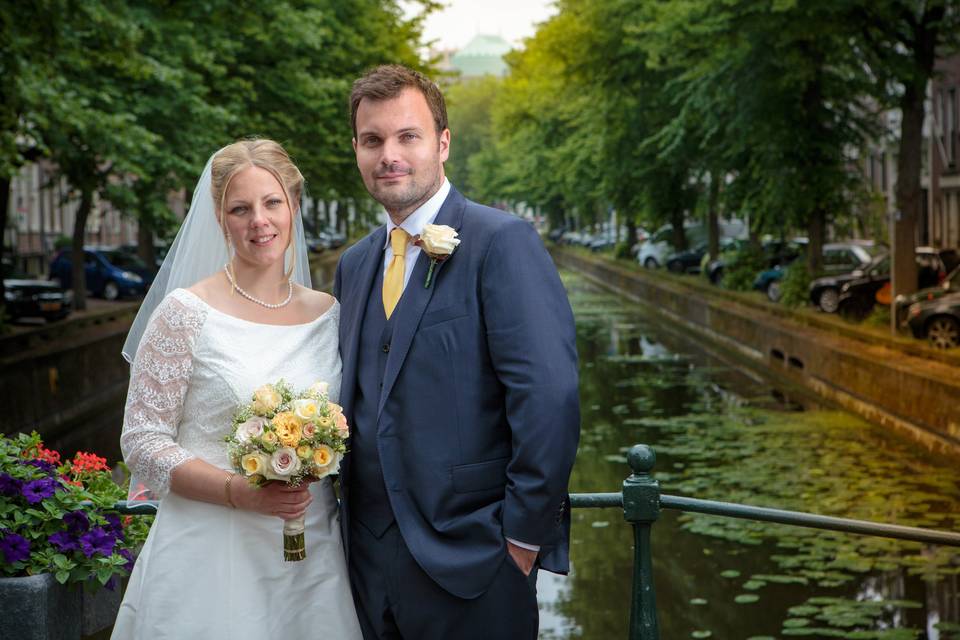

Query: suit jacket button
left=382, top=343, right=390, bottom=353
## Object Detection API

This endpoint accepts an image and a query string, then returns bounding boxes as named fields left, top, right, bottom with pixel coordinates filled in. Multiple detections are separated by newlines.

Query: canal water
left=538, top=271, right=960, bottom=640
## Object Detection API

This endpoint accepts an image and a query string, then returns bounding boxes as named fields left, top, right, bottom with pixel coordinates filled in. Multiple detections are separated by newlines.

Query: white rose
left=307, top=381, right=330, bottom=397
left=266, top=447, right=301, bottom=480
left=419, top=224, right=460, bottom=255
left=292, top=398, right=319, bottom=422
left=235, top=417, right=267, bottom=443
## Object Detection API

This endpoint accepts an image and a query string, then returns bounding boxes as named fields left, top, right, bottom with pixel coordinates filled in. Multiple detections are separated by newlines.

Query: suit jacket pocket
left=420, top=302, right=468, bottom=329
left=451, top=457, right=509, bottom=493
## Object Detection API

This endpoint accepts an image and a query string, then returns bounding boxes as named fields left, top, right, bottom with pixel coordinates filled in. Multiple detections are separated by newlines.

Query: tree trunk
left=808, top=206, right=825, bottom=275
left=890, top=12, right=940, bottom=334
left=71, top=187, right=92, bottom=311
left=137, top=220, right=154, bottom=269
left=670, top=207, right=686, bottom=251
left=707, top=172, right=720, bottom=260
left=892, top=80, right=924, bottom=306
left=0, top=175, right=10, bottom=317
left=624, top=216, right=637, bottom=257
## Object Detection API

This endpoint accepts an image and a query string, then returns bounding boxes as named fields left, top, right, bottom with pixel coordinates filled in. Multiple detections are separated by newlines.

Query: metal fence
left=113, top=443, right=960, bottom=640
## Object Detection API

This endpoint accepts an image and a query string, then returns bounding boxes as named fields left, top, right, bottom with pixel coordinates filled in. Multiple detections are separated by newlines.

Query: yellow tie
left=383, top=227, right=409, bottom=319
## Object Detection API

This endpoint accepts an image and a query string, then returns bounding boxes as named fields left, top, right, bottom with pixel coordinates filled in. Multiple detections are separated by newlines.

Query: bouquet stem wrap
left=283, top=514, right=306, bottom=562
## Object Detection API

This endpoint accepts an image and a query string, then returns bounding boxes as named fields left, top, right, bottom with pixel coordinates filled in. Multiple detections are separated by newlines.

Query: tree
left=851, top=1, right=960, bottom=308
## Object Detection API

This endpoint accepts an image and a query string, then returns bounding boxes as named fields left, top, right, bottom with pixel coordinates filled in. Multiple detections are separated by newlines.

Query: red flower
left=23, top=443, right=62, bottom=466
left=70, top=451, right=110, bottom=474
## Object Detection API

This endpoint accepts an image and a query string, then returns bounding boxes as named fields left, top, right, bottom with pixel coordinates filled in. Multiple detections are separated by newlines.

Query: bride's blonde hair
left=211, top=138, right=305, bottom=280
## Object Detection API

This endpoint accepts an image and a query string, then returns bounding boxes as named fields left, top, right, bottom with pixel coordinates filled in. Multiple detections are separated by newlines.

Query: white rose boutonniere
left=414, top=224, right=460, bottom=288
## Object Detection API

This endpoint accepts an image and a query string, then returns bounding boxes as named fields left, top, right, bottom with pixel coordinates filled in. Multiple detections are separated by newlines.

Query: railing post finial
left=623, top=443, right=660, bottom=640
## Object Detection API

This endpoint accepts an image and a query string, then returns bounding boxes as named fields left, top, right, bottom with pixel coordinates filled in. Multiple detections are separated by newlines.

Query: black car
left=809, top=248, right=888, bottom=313
left=666, top=242, right=709, bottom=274
left=904, top=291, right=960, bottom=349
left=836, top=247, right=960, bottom=320
left=2, top=260, right=72, bottom=322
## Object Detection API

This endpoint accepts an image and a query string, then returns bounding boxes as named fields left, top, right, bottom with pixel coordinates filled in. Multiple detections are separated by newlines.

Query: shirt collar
left=383, top=178, right=451, bottom=248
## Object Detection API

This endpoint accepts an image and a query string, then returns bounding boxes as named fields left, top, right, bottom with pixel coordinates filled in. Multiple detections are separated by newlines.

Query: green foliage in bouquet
left=0, top=432, right=150, bottom=589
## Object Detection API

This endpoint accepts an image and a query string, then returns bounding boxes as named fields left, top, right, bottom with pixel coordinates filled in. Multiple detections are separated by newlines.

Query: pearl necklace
left=224, top=265, right=293, bottom=309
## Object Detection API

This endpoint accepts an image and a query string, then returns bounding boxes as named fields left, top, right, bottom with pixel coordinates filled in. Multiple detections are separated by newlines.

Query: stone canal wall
left=0, top=303, right=138, bottom=457
left=552, top=247, right=960, bottom=458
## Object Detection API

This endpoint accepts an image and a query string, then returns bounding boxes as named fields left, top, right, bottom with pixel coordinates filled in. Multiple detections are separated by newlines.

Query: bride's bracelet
left=224, top=473, right=237, bottom=509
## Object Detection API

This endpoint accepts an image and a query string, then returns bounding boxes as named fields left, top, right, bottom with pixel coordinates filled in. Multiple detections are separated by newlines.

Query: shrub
left=0, top=432, right=150, bottom=589
left=614, top=241, right=634, bottom=260
left=721, top=244, right=766, bottom=291
left=779, top=263, right=813, bottom=308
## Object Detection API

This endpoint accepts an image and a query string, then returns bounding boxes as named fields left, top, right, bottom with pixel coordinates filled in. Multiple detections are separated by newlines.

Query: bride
left=112, top=139, right=362, bottom=639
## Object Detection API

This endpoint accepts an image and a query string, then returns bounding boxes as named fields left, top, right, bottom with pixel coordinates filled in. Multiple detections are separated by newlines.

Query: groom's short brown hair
left=350, top=65, right=448, bottom=138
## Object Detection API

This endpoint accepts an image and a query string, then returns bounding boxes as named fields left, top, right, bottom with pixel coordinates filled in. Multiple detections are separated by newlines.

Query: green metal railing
left=113, top=443, right=960, bottom=640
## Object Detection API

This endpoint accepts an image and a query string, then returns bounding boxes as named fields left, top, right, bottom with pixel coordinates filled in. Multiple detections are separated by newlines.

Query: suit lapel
left=340, top=227, right=386, bottom=415
left=378, top=188, right=466, bottom=416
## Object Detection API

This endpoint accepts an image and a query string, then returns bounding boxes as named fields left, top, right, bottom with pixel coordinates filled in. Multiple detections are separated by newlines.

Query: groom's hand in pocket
left=236, top=481, right=313, bottom=520
left=506, top=541, right=538, bottom=576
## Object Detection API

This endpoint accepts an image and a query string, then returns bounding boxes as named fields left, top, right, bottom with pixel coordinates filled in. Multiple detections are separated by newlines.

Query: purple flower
left=20, top=459, right=56, bottom=474
left=119, top=548, right=135, bottom=573
left=48, top=531, right=79, bottom=553
left=0, top=532, right=31, bottom=564
left=64, top=510, right=90, bottom=535
left=21, top=477, right=57, bottom=504
left=103, top=513, right=122, bottom=536
left=79, top=527, right=116, bottom=558
left=0, top=473, right=21, bottom=497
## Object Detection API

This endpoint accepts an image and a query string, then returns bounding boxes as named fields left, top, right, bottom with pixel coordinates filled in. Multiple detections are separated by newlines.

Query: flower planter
left=0, top=573, right=82, bottom=640
left=82, top=580, right=122, bottom=636
left=0, top=573, right=122, bottom=639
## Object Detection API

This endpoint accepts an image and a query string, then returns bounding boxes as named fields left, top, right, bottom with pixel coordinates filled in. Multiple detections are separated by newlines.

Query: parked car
left=836, top=247, right=960, bottom=320
left=639, top=220, right=745, bottom=270
left=2, top=260, right=72, bottom=322
left=547, top=226, right=567, bottom=243
left=119, top=243, right=170, bottom=270
left=756, top=241, right=882, bottom=304
left=49, top=247, right=155, bottom=300
left=751, top=240, right=809, bottom=301
left=589, top=232, right=618, bottom=252
left=809, top=246, right=889, bottom=313
left=893, top=263, right=960, bottom=325
left=903, top=291, right=960, bottom=349
left=665, top=237, right=740, bottom=274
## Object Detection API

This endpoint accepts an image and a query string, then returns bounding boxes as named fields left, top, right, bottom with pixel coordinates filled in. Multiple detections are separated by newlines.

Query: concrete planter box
left=0, top=573, right=121, bottom=639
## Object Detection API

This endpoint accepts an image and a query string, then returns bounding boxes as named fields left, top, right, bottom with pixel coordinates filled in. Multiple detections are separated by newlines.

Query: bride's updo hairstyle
left=211, top=138, right=305, bottom=278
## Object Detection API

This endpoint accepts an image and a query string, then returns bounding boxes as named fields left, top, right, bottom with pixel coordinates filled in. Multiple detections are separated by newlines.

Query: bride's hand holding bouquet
left=226, top=379, right=349, bottom=561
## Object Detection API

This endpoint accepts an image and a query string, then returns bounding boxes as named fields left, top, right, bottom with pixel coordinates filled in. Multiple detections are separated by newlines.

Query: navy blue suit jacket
left=334, top=187, right=580, bottom=599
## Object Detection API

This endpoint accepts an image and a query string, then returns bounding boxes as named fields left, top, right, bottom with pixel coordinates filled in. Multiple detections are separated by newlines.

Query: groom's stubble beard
left=368, top=159, right=445, bottom=224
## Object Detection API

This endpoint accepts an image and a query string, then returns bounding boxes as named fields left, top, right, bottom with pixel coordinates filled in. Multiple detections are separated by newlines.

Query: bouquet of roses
left=225, top=379, right=348, bottom=561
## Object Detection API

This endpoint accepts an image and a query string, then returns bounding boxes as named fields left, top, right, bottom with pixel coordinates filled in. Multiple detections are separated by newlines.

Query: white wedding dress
left=112, top=289, right=362, bottom=640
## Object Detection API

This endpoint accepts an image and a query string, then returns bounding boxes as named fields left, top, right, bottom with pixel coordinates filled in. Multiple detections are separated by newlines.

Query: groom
left=334, top=64, right=580, bottom=639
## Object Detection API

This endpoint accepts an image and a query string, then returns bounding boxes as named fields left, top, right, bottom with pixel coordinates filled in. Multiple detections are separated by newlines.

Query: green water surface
left=537, top=272, right=960, bottom=640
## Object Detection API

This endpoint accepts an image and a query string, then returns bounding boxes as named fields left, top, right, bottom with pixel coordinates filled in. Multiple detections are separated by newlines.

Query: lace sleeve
left=120, top=291, right=207, bottom=498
